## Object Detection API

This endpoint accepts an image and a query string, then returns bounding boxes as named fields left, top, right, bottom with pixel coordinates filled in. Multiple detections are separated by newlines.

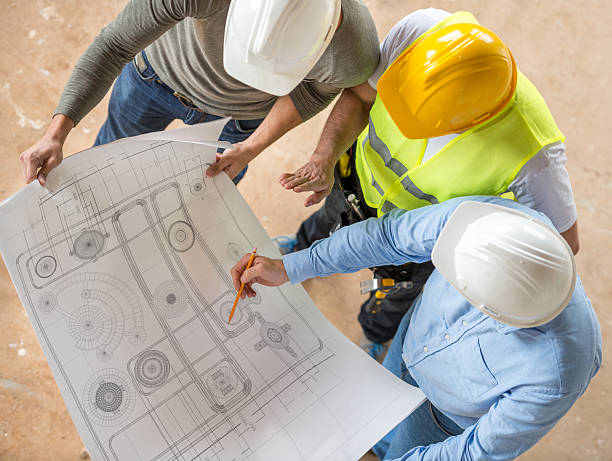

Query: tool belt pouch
left=371, top=263, right=417, bottom=282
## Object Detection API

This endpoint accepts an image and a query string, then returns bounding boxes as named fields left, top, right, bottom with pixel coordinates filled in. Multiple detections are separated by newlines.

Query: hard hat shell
left=378, top=22, right=517, bottom=139
left=431, top=201, right=576, bottom=328
left=223, top=0, right=341, bottom=96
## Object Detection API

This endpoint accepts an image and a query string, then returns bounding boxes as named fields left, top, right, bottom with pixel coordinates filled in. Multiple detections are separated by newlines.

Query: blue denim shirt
left=283, top=196, right=602, bottom=460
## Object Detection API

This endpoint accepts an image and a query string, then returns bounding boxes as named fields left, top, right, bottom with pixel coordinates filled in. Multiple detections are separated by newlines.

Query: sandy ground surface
left=0, top=1, right=610, bottom=460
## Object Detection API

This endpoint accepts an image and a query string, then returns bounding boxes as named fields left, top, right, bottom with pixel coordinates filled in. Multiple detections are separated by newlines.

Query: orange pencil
left=228, top=248, right=256, bottom=324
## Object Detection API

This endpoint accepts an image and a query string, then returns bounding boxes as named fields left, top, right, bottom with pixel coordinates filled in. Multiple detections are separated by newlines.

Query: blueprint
left=0, top=119, right=424, bottom=461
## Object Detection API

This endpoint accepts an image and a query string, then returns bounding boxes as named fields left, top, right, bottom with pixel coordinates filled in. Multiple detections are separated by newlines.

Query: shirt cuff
left=282, top=250, right=317, bottom=284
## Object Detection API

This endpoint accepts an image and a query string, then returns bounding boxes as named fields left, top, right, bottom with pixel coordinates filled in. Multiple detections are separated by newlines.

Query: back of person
left=406, top=272, right=602, bottom=427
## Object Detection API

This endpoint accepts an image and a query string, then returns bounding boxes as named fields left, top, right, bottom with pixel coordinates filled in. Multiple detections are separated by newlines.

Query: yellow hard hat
left=378, top=22, right=517, bottom=139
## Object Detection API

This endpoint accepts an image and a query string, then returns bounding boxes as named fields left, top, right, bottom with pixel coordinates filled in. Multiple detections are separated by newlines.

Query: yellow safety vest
left=355, top=12, right=565, bottom=216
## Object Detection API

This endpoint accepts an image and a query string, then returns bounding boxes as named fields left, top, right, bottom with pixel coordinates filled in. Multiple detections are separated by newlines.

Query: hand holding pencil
left=230, top=250, right=289, bottom=302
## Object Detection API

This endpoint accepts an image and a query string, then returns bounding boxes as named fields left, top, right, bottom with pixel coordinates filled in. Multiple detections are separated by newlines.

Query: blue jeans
left=94, top=51, right=263, bottom=184
left=372, top=306, right=463, bottom=460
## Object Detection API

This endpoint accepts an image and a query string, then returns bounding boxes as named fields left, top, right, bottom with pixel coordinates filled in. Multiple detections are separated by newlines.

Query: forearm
left=241, top=95, right=303, bottom=155
left=44, top=114, right=74, bottom=144
left=282, top=206, right=439, bottom=283
left=311, top=85, right=374, bottom=166
left=55, top=0, right=201, bottom=124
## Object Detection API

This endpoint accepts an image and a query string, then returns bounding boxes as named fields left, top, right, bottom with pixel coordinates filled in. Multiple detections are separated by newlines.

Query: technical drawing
left=34, top=254, right=57, bottom=278
left=253, top=312, right=297, bottom=358
left=35, top=272, right=146, bottom=360
left=152, top=280, right=189, bottom=319
left=0, top=122, right=424, bottom=461
left=73, top=229, right=108, bottom=259
left=167, top=220, right=195, bottom=252
left=83, top=369, right=136, bottom=427
left=133, top=350, right=171, bottom=388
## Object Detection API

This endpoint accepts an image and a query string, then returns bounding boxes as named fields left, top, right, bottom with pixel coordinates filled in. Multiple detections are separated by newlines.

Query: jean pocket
left=131, top=51, right=157, bottom=82
left=233, top=118, right=262, bottom=134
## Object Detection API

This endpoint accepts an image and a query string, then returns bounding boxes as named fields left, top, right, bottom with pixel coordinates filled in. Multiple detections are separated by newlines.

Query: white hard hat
left=431, top=201, right=576, bottom=328
left=223, top=0, right=341, bottom=96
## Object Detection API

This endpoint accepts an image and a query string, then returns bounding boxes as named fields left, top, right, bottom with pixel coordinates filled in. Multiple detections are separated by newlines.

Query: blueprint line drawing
left=0, top=120, right=424, bottom=461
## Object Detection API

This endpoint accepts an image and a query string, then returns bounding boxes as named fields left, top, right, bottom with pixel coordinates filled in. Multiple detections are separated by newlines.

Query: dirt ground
left=0, top=1, right=610, bottom=460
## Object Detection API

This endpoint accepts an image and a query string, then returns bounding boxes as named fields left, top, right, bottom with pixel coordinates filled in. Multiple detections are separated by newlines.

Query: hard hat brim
left=432, top=200, right=576, bottom=328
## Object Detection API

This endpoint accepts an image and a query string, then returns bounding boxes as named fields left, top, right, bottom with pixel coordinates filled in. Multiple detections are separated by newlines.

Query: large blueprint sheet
left=0, top=120, right=424, bottom=461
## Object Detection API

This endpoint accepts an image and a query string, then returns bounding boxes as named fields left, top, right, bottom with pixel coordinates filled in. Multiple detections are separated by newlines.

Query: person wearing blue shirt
left=230, top=196, right=601, bottom=460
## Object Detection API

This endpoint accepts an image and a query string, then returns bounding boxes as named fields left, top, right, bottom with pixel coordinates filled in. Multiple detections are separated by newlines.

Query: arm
left=20, top=0, right=213, bottom=184
left=561, top=221, right=579, bottom=254
left=206, top=78, right=347, bottom=180
left=230, top=200, right=444, bottom=294
left=231, top=196, right=551, bottom=290
left=279, top=82, right=377, bottom=206
left=509, top=143, right=579, bottom=254
left=205, top=95, right=303, bottom=179
left=393, top=390, right=579, bottom=461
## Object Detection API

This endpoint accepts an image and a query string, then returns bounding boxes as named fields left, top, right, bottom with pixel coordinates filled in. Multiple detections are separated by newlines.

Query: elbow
left=570, top=239, right=579, bottom=255
left=561, top=222, right=579, bottom=255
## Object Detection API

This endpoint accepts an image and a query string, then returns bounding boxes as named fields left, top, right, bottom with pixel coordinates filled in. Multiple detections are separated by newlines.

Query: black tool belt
left=331, top=144, right=416, bottom=283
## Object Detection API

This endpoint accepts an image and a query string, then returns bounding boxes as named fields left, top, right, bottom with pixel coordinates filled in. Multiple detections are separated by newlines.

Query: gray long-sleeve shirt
left=55, top=0, right=379, bottom=124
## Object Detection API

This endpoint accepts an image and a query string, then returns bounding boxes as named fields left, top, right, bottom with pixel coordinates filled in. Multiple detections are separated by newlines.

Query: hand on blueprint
left=206, top=142, right=255, bottom=180
left=231, top=254, right=289, bottom=298
left=19, top=114, right=73, bottom=185
left=278, top=154, right=335, bottom=207
left=20, top=136, right=63, bottom=185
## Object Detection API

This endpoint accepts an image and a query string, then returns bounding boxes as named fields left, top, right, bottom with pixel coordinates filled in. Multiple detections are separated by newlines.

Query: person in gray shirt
left=19, top=0, right=379, bottom=186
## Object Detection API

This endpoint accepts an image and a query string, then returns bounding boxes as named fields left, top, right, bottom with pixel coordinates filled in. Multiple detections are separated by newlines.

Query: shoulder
left=174, top=0, right=229, bottom=19
left=368, top=8, right=450, bottom=88
left=320, top=0, right=380, bottom=87
left=382, top=8, right=451, bottom=54
left=505, top=278, right=601, bottom=395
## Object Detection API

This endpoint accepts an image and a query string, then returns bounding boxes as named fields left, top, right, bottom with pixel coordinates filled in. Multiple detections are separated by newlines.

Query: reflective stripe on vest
left=355, top=11, right=565, bottom=217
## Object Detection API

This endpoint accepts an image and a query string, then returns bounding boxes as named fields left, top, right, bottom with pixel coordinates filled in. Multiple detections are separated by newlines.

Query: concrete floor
left=0, top=1, right=610, bottom=460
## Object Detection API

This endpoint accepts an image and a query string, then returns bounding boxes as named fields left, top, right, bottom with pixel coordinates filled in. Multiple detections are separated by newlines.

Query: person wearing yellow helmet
left=277, top=8, right=579, bottom=361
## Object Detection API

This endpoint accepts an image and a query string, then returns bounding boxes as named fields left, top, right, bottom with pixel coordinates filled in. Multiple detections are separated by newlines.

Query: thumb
left=209, top=154, right=233, bottom=177
left=305, top=189, right=328, bottom=207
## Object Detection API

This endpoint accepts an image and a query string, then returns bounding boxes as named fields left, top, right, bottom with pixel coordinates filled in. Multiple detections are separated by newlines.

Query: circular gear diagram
left=167, top=221, right=195, bottom=252
left=73, top=230, right=106, bottom=259
left=153, top=280, right=189, bottom=319
left=134, top=350, right=171, bottom=388
left=83, top=369, right=135, bottom=427
left=35, top=255, right=57, bottom=278
left=67, top=305, right=112, bottom=351
left=37, top=292, right=58, bottom=314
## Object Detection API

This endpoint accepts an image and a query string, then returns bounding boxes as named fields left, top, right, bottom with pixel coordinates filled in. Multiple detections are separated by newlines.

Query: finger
left=278, top=174, right=298, bottom=188
left=294, top=177, right=323, bottom=193
left=284, top=176, right=310, bottom=190
left=244, top=284, right=257, bottom=298
left=225, top=164, right=241, bottom=180
left=205, top=155, right=225, bottom=177
left=305, top=189, right=329, bottom=207
left=23, top=155, right=40, bottom=184
left=205, top=163, right=219, bottom=177
left=240, top=265, right=261, bottom=285
left=231, top=253, right=254, bottom=291
left=37, top=156, right=60, bottom=186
